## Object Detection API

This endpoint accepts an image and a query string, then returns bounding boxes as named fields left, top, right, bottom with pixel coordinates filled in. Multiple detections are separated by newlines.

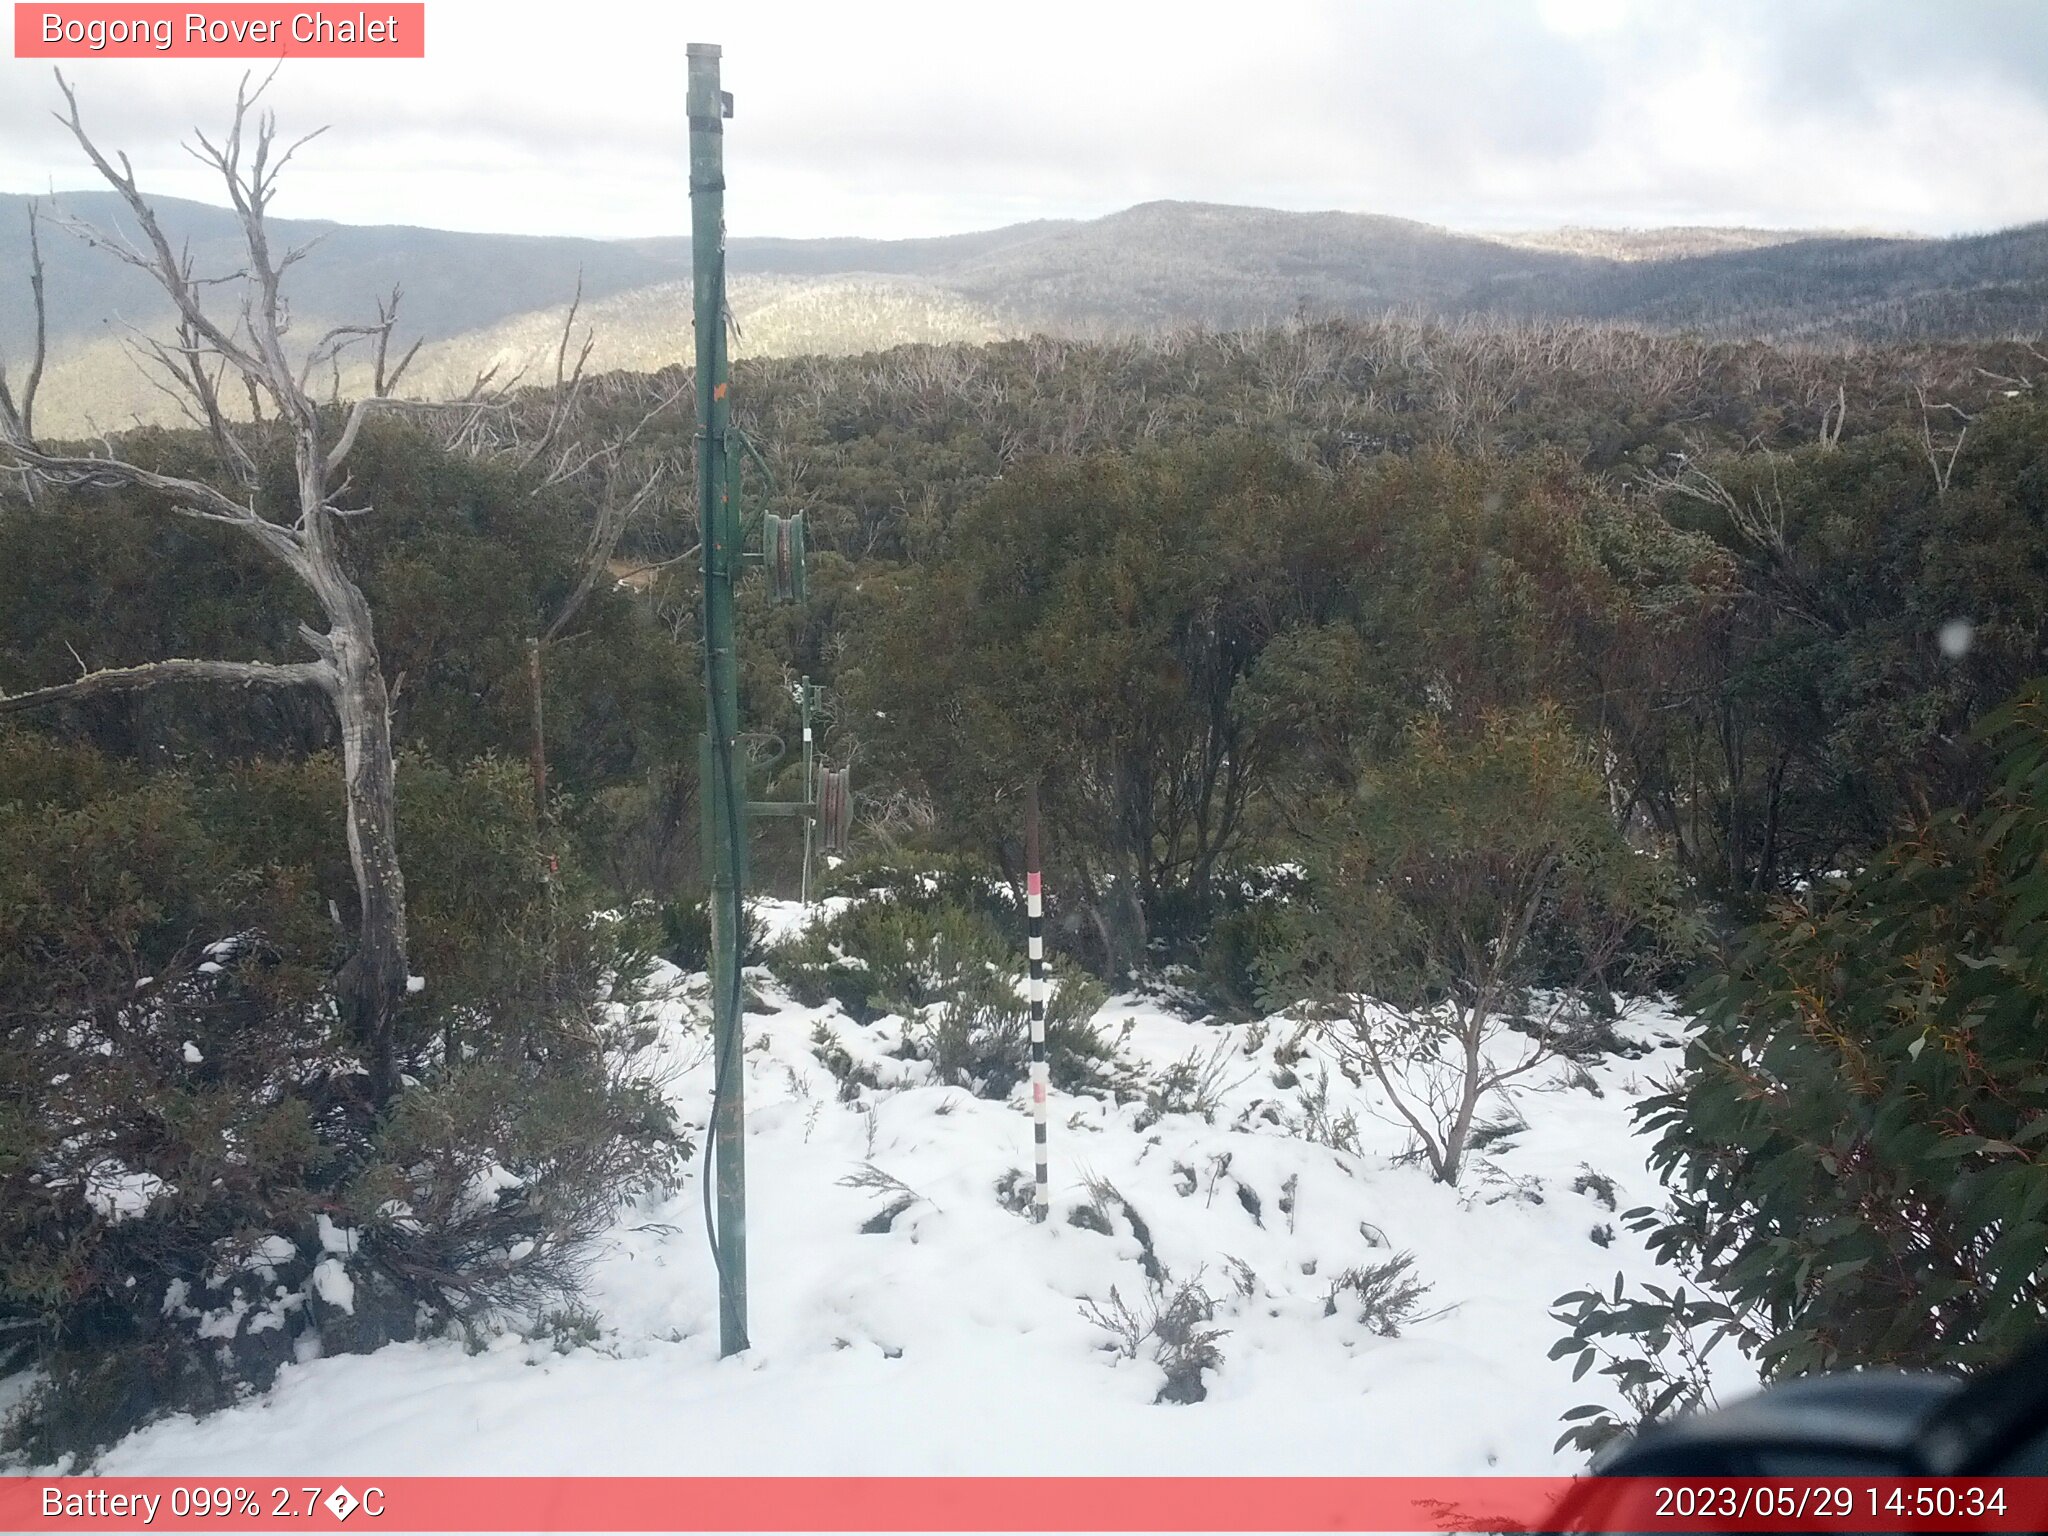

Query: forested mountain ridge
left=928, top=202, right=2048, bottom=340
left=5, top=192, right=2043, bottom=435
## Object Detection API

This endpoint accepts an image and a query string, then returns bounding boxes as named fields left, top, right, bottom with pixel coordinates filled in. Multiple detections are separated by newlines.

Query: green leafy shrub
left=772, top=888, right=1008, bottom=1022
left=1547, top=1276, right=1740, bottom=1457
left=816, top=851, right=1023, bottom=940
left=0, top=737, right=686, bottom=1464
left=345, top=1041, right=684, bottom=1333
left=1322, top=1251, right=1435, bottom=1335
left=657, top=896, right=766, bottom=976
left=1639, top=683, right=2048, bottom=1376
left=1196, top=872, right=1305, bottom=1015
left=1137, top=1036, right=1255, bottom=1128
left=771, top=895, right=1116, bottom=1096
left=908, top=950, right=1113, bottom=1099
left=1548, top=680, right=2048, bottom=1456
left=1079, top=1275, right=1229, bottom=1405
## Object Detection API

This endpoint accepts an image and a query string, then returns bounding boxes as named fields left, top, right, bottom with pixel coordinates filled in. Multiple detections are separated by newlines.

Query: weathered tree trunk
left=1440, top=1018, right=1488, bottom=1186
left=282, top=427, right=408, bottom=1101
left=331, top=609, right=408, bottom=1103
left=528, top=637, right=548, bottom=816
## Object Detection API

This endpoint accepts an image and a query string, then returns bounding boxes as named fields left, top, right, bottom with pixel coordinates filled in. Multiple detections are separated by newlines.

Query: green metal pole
left=800, top=677, right=815, bottom=907
left=688, top=40, right=747, bottom=1357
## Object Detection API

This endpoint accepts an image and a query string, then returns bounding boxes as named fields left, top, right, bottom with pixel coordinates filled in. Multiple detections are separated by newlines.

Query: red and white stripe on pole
left=1025, top=781, right=1048, bottom=1222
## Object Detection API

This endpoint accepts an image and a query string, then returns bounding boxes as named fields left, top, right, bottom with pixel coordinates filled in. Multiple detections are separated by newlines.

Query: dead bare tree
left=1642, top=448, right=1850, bottom=637
left=1819, top=382, right=1847, bottom=451
left=1913, top=381, right=1970, bottom=498
left=0, top=71, right=432, bottom=1104
left=0, top=201, right=47, bottom=456
left=510, top=274, right=596, bottom=480
left=522, top=445, right=675, bottom=812
left=1643, top=451, right=1789, bottom=563
left=1973, top=343, right=2048, bottom=395
left=410, top=305, right=685, bottom=816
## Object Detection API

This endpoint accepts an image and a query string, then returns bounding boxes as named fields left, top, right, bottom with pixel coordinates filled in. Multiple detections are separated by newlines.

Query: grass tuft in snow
left=1320, top=1252, right=1438, bottom=1336
left=1080, top=1273, right=1231, bottom=1405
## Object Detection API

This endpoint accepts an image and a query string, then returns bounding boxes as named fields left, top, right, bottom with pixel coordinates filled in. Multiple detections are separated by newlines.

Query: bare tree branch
left=543, top=460, right=669, bottom=643
left=49, top=70, right=279, bottom=401
left=515, top=273, right=595, bottom=473
left=1819, top=381, right=1845, bottom=451
left=0, top=435, right=308, bottom=559
left=373, top=287, right=421, bottom=396
left=1913, top=382, right=1970, bottom=498
left=0, top=656, right=333, bottom=716
left=0, top=200, right=47, bottom=448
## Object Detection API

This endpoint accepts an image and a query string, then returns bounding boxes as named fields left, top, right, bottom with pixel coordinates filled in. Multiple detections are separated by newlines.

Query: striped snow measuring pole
left=1026, top=780, right=1049, bottom=1222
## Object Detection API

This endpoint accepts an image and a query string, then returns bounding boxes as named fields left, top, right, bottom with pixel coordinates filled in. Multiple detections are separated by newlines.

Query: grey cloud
left=1749, top=0, right=2048, bottom=117
left=3, top=1, right=2046, bottom=241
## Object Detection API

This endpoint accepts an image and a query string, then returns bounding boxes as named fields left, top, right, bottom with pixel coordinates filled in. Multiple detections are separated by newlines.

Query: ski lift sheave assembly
left=761, top=509, right=807, bottom=605
left=725, top=492, right=848, bottom=885
left=816, top=763, right=853, bottom=855
left=731, top=676, right=855, bottom=902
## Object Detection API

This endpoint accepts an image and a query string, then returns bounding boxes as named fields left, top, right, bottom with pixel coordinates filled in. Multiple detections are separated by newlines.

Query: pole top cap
left=687, top=42, right=722, bottom=57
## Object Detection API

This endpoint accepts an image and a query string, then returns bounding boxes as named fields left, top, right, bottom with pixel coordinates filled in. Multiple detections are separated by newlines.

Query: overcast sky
left=5, top=0, right=2048, bottom=241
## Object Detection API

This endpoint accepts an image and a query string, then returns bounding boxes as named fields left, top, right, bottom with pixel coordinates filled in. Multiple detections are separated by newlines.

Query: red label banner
left=4, top=1476, right=2048, bottom=1532
left=14, top=5, right=425, bottom=58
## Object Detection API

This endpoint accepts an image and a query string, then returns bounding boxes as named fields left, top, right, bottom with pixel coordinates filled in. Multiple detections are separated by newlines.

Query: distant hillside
left=378, top=274, right=1014, bottom=404
left=1484, top=226, right=1839, bottom=261
left=1527, top=222, right=2048, bottom=340
left=723, top=220, right=1080, bottom=277
left=0, top=191, right=686, bottom=360
left=904, top=202, right=2048, bottom=341
left=5, top=191, right=2044, bottom=435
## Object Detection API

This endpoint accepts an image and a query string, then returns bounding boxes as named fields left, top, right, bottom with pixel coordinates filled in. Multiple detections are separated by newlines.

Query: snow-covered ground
left=86, top=900, right=1746, bottom=1477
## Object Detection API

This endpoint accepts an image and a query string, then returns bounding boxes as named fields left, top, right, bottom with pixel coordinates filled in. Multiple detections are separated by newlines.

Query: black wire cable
left=699, top=710, right=746, bottom=1338
left=701, top=680, right=747, bottom=1336
left=698, top=255, right=749, bottom=1347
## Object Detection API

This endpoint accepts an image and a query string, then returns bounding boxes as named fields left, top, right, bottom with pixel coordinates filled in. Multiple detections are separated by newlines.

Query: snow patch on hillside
left=88, top=903, right=1744, bottom=1476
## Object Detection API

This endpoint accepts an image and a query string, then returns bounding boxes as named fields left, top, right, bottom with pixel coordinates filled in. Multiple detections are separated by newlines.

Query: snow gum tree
left=0, top=74, right=428, bottom=1103
left=1266, top=706, right=1686, bottom=1185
